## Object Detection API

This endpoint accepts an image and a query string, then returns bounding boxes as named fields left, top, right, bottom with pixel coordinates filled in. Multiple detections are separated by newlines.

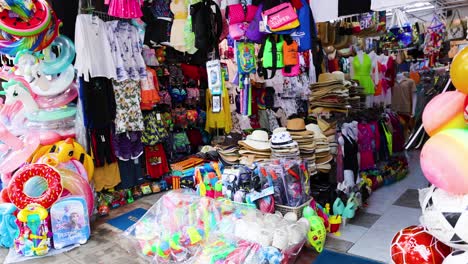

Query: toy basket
left=275, top=198, right=312, bottom=219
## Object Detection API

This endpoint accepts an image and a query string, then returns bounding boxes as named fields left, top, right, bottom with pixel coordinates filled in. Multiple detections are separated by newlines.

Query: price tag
left=156, top=113, right=161, bottom=120
left=247, top=187, right=275, bottom=202
left=100, top=135, right=106, bottom=142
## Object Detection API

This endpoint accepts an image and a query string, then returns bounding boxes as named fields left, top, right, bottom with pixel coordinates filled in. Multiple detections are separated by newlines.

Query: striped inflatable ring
left=0, top=0, right=51, bottom=37
left=8, top=163, right=63, bottom=209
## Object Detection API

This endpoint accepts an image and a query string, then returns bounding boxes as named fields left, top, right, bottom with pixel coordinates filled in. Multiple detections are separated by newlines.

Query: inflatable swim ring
left=40, top=35, right=76, bottom=75
left=8, top=163, right=63, bottom=209
left=0, top=0, right=51, bottom=37
left=0, top=9, right=58, bottom=56
left=0, top=125, right=40, bottom=174
left=30, top=64, right=75, bottom=97
left=35, top=82, right=78, bottom=109
left=26, top=106, right=76, bottom=122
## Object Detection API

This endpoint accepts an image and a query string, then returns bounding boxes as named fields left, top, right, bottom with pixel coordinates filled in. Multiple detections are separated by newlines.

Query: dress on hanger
left=112, top=79, right=145, bottom=134
left=358, top=123, right=375, bottom=170
left=170, top=0, right=188, bottom=52
left=343, top=134, right=359, bottom=178
left=352, top=53, right=375, bottom=95
left=107, top=0, right=143, bottom=19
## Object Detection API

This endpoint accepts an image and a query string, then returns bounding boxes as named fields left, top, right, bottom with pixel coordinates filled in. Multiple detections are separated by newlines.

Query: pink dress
left=358, top=123, right=375, bottom=170
left=106, top=0, right=143, bottom=18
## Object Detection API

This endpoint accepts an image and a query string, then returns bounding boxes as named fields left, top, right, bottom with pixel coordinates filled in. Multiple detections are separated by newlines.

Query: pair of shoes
left=333, top=193, right=357, bottom=219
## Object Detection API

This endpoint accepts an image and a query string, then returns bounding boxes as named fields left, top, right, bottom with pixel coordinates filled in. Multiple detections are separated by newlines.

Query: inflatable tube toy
left=35, top=82, right=78, bottom=109
left=59, top=169, right=94, bottom=217
left=422, top=91, right=468, bottom=136
left=0, top=0, right=51, bottom=37
left=37, top=153, right=88, bottom=181
left=1, top=0, right=34, bottom=21
left=0, top=10, right=58, bottom=56
left=37, top=131, right=62, bottom=145
left=0, top=71, right=35, bottom=98
left=29, top=65, right=75, bottom=97
left=451, top=46, right=468, bottom=95
left=26, top=106, right=76, bottom=122
left=420, top=128, right=468, bottom=194
left=8, top=163, right=63, bottom=209
left=40, top=35, right=76, bottom=75
left=0, top=125, right=40, bottom=174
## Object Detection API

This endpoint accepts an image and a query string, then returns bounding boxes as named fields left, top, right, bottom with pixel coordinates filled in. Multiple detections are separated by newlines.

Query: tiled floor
left=0, top=151, right=426, bottom=264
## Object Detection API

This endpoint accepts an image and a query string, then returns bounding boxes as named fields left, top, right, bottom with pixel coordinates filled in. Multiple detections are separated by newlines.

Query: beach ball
left=420, top=129, right=468, bottom=194
left=419, top=186, right=468, bottom=251
left=422, top=91, right=468, bottom=136
left=443, top=250, right=468, bottom=264
left=390, top=225, right=451, bottom=264
left=451, top=46, right=468, bottom=94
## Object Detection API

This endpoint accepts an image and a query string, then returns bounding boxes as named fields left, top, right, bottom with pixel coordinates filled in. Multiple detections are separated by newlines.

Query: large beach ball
left=422, top=91, right=467, bottom=136
left=390, top=225, right=451, bottom=264
left=420, top=129, right=468, bottom=194
left=451, top=46, right=468, bottom=94
left=419, top=186, right=468, bottom=251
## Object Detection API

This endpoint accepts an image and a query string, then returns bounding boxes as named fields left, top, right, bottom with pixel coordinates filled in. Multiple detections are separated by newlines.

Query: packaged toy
left=14, top=203, right=51, bottom=256
left=50, top=197, right=90, bottom=249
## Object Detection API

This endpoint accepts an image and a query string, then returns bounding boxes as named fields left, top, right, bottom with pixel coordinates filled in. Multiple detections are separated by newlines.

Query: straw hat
left=238, top=130, right=270, bottom=151
left=311, top=73, right=342, bottom=87
left=305, top=124, right=327, bottom=140
left=286, top=118, right=313, bottom=136
left=331, top=71, right=352, bottom=86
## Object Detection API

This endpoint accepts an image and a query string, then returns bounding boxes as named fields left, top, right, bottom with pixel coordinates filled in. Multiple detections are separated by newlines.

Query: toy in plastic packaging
left=282, top=160, right=306, bottom=207
left=14, top=204, right=51, bottom=256
left=50, top=196, right=90, bottom=249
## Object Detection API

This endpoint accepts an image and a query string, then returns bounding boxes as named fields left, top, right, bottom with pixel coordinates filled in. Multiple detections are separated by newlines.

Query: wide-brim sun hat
left=238, top=130, right=270, bottom=151
left=287, top=118, right=314, bottom=136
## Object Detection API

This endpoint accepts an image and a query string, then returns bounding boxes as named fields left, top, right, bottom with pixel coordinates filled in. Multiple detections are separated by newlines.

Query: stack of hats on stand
left=306, top=123, right=333, bottom=174
left=275, top=118, right=317, bottom=175
left=216, top=133, right=243, bottom=166
left=309, top=72, right=350, bottom=113
left=270, top=131, right=300, bottom=159
left=238, top=130, right=271, bottom=164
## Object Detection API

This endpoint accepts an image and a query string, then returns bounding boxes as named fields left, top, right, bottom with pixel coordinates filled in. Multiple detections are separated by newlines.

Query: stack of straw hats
left=309, top=72, right=350, bottom=112
left=270, top=131, right=300, bottom=159
left=238, top=130, right=271, bottom=163
left=306, top=123, right=333, bottom=174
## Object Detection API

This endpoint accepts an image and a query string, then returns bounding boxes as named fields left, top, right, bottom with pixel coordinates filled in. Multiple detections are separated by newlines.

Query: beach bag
left=262, top=2, right=298, bottom=30
left=282, top=35, right=299, bottom=76
left=258, top=35, right=284, bottom=79
left=389, top=9, right=413, bottom=48
left=245, top=3, right=267, bottom=43
left=447, top=10, right=467, bottom=40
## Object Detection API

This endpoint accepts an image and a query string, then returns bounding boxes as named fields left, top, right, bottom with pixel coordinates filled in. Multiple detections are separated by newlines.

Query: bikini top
left=169, top=86, right=187, bottom=102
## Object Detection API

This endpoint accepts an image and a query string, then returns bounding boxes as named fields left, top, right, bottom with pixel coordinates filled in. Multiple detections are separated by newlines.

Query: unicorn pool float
left=0, top=34, right=78, bottom=144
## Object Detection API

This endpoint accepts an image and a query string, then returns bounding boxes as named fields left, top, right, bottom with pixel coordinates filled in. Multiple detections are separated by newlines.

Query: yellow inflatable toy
left=31, top=138, right=94, bottom=181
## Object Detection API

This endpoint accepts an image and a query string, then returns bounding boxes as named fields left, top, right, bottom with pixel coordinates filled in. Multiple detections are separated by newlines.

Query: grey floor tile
left=324, top=236, right=354, bottom=252
left=348, top=211, right=382, bottom=228
left=393, top=188, right=420, bottom=209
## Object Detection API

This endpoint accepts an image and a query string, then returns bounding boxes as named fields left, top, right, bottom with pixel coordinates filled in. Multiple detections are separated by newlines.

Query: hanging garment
left=106, top=21, right=147, bottom=81
left=358, top=123, right=375, bottom=170
left=106, top=0, right=143, bottom=18
left=74, top=15, right=117, bottom=81
left=169, top=0, right=188, bottom=52
left=205, top=85, right=232, bottom=133
left=391, top=78, right=416, bottom=115
left=145, top=144, right=169, bottom=179
left=116, top=159, right=144, bottom=190
left=140, top=67, right=161, bottom=110
left=89, top=127, right=117, bottom=167
left=141, top=111, right=169, bottom=145
left=112, top=80, right=145, bottom=134
left=81, top=77, right=116, bottom=129
left=352, top=53, right=375, bottom=95
left=389, top=114, right=405, bottom=153
left=336, top=132, right=344, bottom=183
left=343, top=134, right=359, bottom=177
left=112, top=131, right=144, bottom=161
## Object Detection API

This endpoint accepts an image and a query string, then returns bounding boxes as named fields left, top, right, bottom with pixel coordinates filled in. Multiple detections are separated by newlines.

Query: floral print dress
left=113, top=80, right=145, bottom=134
